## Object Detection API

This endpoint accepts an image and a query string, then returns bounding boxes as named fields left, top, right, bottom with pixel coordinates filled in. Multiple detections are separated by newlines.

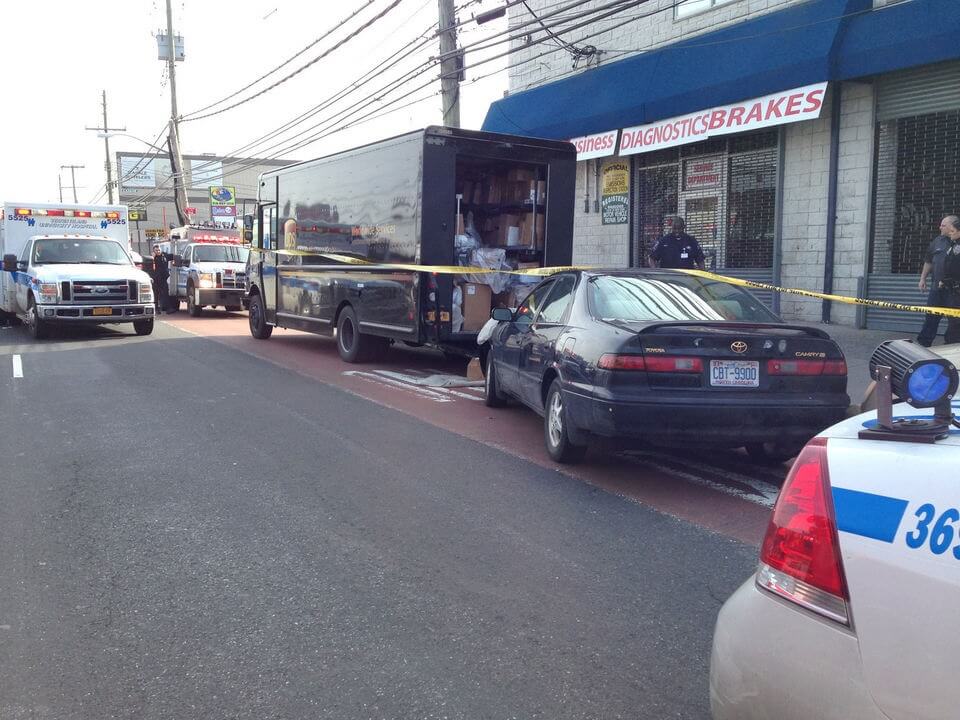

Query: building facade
left=483, top=0, right=960, bottom=331
left=116, top=151, right=290, bottom=254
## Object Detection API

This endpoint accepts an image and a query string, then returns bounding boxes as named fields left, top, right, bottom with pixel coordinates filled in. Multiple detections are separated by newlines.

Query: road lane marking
left=12, top=354, right=22, bottom=378
left=342, top=371, right=453, bottom=403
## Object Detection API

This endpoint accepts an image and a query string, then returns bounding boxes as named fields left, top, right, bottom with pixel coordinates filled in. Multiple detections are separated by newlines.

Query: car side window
left=183, top=247, right=192, bottom=264
left=535, top=275, right=577, bottom=325
left=515, top=281, right=555, bottom=327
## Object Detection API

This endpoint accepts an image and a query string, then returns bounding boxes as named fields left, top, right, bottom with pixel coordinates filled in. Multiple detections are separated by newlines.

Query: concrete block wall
left=508, top=0, right=808, bottom=93
left=779, top=82, right=874, bottom=325
left=570, top=162, right=631, bottom=267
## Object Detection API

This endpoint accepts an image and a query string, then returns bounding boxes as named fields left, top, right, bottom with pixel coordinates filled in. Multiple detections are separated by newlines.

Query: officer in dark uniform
left=916, top=216, right=958, bottom=346
left=150, top=245, right=170, bottom=313
left=938, top=217, right=960, bottom=345
left=648, top=216, right=705, bottom=270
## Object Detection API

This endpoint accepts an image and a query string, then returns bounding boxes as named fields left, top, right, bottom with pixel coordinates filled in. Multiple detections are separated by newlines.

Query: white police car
left=710, top=340, right=959, bottom=720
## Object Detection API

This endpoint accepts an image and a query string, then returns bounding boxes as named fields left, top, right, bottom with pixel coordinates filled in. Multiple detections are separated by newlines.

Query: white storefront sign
left=569, top=130, right=619, bottom=160
left=619, top=82, right=828, bottom=156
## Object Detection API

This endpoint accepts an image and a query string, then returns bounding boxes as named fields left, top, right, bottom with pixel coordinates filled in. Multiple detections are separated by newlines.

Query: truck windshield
left=589, top=274, right=780, bottom=323
left=193, top=245, right=249, bottom=263
left=32, top=239, right=131, bottom=265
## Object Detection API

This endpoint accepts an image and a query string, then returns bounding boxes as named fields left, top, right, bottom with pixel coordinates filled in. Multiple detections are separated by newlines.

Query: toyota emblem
left=730, top=341, right=748, bottom=354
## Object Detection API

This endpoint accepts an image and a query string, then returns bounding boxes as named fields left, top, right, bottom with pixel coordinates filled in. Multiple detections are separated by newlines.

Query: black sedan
left=483, top=269, right=849, bottom=464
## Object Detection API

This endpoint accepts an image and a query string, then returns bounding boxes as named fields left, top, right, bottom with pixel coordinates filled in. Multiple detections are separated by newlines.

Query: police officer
left=916, top=216, right=958, bottom=347
left=938, top=217, right=960, bottom=345
left=648, top=216, right=705, bottom=270
left=150, top=245, right=170, bottom=313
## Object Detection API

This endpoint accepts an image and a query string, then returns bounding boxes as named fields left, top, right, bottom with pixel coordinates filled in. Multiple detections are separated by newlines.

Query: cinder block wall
left=570, top=162, right=631, bottom=268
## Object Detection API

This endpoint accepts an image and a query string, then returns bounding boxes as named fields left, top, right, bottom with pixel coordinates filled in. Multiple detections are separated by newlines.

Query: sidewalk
left=798, top=322, right=914, bottom=406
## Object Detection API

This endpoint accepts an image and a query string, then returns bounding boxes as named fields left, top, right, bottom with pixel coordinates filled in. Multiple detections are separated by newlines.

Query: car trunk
left=605, top=321, right=848, bottom=400
left=823, top=424, right=960, bottom=720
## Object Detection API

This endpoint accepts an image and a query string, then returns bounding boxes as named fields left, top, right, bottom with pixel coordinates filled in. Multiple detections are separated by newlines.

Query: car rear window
left=589, top=274, right=779, bottom=323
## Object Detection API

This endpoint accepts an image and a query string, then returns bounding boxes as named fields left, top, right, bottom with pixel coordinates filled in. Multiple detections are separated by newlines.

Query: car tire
left=186, top=283, right=202, bottom=317
left=484, top=358, right=507, bottom=407
left=248, top=292, right=273, bottom=340
left=544, top=379, right=587, bottom=464
left=336, top=305, right=381, bottom=363
left=133, top=319, right=154, bottom=336
left=745, top=441, right=804, bottom=465
left=26, top=297, right=50, bottom=340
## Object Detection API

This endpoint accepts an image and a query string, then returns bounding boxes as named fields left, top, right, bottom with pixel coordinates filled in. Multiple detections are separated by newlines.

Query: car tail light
left=767, top=359, right=847, bottom=376
left=757, top=437, right=850, bottom=625
left=598, top=354, right=702, bottom=372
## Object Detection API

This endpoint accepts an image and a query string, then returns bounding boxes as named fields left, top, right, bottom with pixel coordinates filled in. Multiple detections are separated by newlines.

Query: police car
left=710, top=340, right=959, bottom=720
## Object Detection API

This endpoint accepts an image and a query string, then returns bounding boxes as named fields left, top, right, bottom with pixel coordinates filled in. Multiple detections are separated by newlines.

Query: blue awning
left=482, top=0, right=960, bottom=141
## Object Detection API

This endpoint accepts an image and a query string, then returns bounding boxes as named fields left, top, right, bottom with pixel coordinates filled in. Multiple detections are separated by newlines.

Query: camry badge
left=731, top=341, right=748, bottom=354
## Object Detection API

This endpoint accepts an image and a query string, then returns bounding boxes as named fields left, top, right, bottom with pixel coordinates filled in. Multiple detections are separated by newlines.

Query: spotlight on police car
left=864, top=340, right=958, bottom=442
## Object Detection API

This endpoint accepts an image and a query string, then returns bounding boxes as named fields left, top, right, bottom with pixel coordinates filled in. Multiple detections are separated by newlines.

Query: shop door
left=679, top=195, right=720, bottom=269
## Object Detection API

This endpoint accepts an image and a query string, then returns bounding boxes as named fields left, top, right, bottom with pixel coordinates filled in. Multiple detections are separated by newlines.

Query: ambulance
left=0, top=202, right=155, bottom=338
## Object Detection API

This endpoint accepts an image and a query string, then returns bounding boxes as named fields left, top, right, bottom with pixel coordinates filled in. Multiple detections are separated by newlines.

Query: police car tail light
left=757, top=437, right=850, bottom=625
left=767, top=359, right=847, bottom=376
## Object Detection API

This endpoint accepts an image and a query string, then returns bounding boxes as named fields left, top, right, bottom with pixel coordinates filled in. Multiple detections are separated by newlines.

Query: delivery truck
left=244, top=126, right=576, bottom=362
left=0, top=202, right=155, bottom=338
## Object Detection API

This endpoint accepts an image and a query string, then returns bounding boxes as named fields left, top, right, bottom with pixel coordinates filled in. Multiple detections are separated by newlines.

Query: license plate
left=92, top=307, right=113, bottom=316
left=710, top=360, right=759, bottom=387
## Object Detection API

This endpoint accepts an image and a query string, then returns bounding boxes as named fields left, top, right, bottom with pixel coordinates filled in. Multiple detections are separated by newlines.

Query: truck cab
left=165, top=227, right=249, bottom=316
left=3, top=234, right=155, bottom=339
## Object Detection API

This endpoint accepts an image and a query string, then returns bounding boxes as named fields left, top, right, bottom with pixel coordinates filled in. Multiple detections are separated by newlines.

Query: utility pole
left=61, top=165, right=84, bottom=204
left=164, top=0, right=189, bottom=225
left=58, top=173, right=63, bottom=203
left=437, top=0, right=460, bottom=128
left=85, top=90, right=125, bottom=204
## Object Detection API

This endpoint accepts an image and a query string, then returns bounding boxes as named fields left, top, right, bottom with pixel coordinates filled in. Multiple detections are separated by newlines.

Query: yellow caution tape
left=249, top=247, right=960, bottom=318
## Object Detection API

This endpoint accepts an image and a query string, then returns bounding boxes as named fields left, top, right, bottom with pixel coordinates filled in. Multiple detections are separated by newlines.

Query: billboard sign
left=209, top=185, right=237, bottom=217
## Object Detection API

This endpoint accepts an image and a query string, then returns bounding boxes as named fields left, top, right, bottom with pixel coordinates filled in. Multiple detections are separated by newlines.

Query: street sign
left=145, top=229, right=166, bottom=239
left=129, top=208, right=148, bottom=222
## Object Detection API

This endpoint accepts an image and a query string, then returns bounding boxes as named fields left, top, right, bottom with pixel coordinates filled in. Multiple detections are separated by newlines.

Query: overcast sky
left=0, top=0, right=508, bottom=204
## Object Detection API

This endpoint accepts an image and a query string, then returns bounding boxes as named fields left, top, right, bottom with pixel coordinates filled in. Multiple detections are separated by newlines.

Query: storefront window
left=870, top=109, right=960, bottom=274
left=634, top=130, right=778, bottom=270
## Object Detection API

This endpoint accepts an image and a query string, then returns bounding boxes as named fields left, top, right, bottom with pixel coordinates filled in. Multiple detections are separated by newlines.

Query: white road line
left=12, top=354, right=22, bottom=378
left=342, top=371, right=453, bottom=403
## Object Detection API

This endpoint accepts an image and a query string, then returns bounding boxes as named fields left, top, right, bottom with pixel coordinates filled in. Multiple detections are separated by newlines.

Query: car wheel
left=544, top=379, right=586, bottom=464
left=26, top=297, right=50, bottom=340
left=484, top=358, right=507, bottom=407
left=187, top=283, right=202, bottom=317
left=248, top=293, right=273, bottom=340
left=746, top=441, right=805, bottom=465
left=133, top=319, right=154, bottom=336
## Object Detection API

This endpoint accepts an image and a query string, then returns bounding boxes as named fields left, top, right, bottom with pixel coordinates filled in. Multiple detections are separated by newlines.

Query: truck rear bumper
left=196, top=288, right=245, bottom=306
left=36, top=304, right=155, bottom=322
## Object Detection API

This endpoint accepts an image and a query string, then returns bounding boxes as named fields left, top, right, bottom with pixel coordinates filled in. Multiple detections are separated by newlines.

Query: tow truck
left=0, top=202, right=155, bottom=338
left=164, top=225, right=250, bottom=315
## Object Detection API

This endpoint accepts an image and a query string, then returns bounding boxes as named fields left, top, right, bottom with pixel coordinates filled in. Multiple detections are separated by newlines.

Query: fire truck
left=164, top=225, right=249, bottom=315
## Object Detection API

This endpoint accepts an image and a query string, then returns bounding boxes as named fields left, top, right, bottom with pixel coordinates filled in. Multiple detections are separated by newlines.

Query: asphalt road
left=0, top=320, right=757, bottom=719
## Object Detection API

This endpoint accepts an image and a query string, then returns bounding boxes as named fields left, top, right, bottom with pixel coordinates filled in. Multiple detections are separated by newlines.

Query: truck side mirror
left=2, top=254, right=17, bottom=272
left=243, top=214, right=254, bottom=230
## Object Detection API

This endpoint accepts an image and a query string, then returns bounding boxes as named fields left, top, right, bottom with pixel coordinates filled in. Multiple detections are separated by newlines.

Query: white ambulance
left=0, top=202, right=156, bottom=339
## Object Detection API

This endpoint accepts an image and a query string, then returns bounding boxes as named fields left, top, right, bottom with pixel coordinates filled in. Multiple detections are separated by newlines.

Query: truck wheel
left=133, top=319, right=154, bottom=336
left=544, top=379, right=587, bottom=464
left=336, top=305, right=380, bottom=363
left=26, top=297, right=50, bottom=340
left=248, top=293, right=273, bottom=339
left=187, top=283, right=202, bottom=317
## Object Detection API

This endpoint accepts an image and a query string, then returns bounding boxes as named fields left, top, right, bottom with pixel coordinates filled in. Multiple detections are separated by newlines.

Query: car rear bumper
left=37, top=304, right=154, bottom=323
left=566, top=391, right=847, bottom=445
left=710, top=579, right=886, bottom=720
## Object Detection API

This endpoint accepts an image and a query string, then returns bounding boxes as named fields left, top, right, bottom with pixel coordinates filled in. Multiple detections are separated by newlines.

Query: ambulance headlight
left=37, top=283, right=59, bottom=303
left=198, top=273, right=216, bottom=289
left=870, top=339, right=958, bottom=409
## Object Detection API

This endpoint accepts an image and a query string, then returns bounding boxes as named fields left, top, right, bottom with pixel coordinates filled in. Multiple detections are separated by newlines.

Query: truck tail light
left=598, top=354, right=702, bottom=373
left=767, top=359, right=847, bottom=376
left=757, top=437, right=850, bottom=625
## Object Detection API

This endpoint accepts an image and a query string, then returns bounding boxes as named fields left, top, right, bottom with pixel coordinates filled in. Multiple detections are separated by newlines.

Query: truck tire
left=248, top=292, right=273, bottom=340
left=336, top=305, right=383, bottom=363
left=544, top=379, right=587, bottom=464
left=186, top=282, right=202, bottom=317
left=133, top=319, right=154, bottom=336
left=26, top=297, right=50, bottom=340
